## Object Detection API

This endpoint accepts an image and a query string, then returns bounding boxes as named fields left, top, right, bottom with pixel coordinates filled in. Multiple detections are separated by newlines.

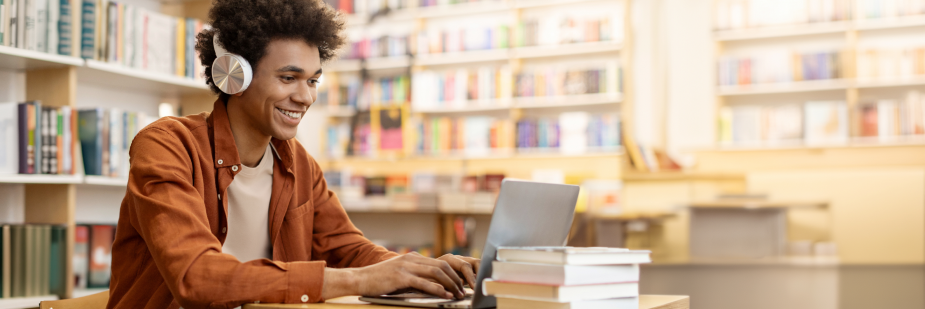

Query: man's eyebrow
left=277, top=65, right=304, bottom=73
left=315, top=68, right=323, bottom=75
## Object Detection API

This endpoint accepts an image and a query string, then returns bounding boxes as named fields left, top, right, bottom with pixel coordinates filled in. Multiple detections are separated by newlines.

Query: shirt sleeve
left=127, top=127, right=326, bottom=308
left=306, top=154, right=400, bottom=268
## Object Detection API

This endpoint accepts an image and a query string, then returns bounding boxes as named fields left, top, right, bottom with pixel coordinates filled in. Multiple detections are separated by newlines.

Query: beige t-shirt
left=222, top=145, right=274, bottom=261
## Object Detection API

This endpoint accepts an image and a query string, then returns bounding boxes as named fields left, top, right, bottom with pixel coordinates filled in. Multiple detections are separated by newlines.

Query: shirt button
left=218, top=194, right=222, bottom=201
left=231, top=165, right=239, bottom=172
left=301, top=294, right=309, bottom=302
left=222, top=227, right=227, bottom=233
left=217, top=159, right=223, bottom=165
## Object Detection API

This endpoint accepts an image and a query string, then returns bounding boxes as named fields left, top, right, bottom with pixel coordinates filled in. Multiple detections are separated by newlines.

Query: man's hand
left=436, top=254, right=481, bottom=289
left=324, top=252, right=467, bottom=300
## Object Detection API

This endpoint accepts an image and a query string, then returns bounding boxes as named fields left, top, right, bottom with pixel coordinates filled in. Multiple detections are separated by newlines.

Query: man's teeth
left=277, top=108, right=302, bottom=119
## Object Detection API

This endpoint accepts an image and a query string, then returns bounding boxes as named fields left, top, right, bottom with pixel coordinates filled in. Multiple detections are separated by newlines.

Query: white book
left=0, top=102, right=17, bottom=175
left=496, top=296, right=638, bottom=309
left=0, top=0, right=7, bottom=46
left=497, top=247, right=651, bottom=265
left=61, top=106, right=71, bottom=174
left=34, top=0, right=45, bottom=52
left=482, top=279, right=638, bottom=302
left=492, top=261, right=639, bottom=286
left=48, top=0, right=58, bottom=53
left=23, top=0, right=34, bottom=50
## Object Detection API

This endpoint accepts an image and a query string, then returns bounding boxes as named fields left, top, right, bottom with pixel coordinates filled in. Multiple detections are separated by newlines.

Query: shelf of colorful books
left=0, top=46, right=85, bottom=71
left=414, top=49, right=510, bottom=67
left=855, top=76, right=925, bottom=89
left=855, top=14, right=925, bottom=31
left=326, top=59, right=363, bottom=73
left=411, top=100, right=513, bottom=114
left=72, top=288, right=109, bottom=299
left=514, top=93, right=622, bottom=109
left=326, top=105, right=358, bottom=117
left=365, top=56, right=413, bottom=71
left=0, top=295, right=59, bottom=309
left=0, top=174, right=83, bottom=184
left=82, top=175, right=129, bottom=187
left=713, top=21, right=851, bottom=42
left=512, top=41, right=622, bottom=59
left=717, top=79, right=851, bottom=96
left=80, top=60, right=210, bottom=94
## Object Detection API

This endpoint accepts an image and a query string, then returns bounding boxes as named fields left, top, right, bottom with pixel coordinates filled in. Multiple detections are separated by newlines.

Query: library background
left=0, top=0, right=923, bottom=308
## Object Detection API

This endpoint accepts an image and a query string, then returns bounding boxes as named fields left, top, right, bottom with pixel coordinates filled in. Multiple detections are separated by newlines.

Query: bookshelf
left=0, top=0, right=213, bottom=304
left=713, top=0, right=925, bottom=149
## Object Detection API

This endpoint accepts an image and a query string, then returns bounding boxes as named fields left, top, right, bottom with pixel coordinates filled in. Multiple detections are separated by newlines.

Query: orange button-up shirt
left=107, top=100, right=398, bottom=309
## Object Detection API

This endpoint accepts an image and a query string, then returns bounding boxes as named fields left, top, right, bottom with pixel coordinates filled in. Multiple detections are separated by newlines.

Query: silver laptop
left=360, top=179, right=579, bottom=309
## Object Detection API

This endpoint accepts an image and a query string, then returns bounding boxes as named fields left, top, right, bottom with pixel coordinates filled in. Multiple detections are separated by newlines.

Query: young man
left=107, top=0, right=479, bottom=308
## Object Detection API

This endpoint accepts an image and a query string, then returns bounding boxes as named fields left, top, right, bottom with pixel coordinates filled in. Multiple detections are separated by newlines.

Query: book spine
left=79, top=0, right=93, bottom=59
left=17, top=103, right=27, bottom=174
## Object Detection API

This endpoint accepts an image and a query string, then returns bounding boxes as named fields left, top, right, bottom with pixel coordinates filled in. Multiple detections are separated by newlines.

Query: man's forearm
left=322, top=267, right=359, bottom=300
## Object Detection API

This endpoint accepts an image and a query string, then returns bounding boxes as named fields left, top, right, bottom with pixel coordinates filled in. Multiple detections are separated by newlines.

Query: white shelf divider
left=414, top=49, right=510, bottom=66
left=325, top=59, right=362, bottom=72
left=0, top=174, right=83, bottom=184
left=855, top=15, right=925, bottom=31
left=514, top=93, right=622, bottom=109
left=513, top=41, right=622, bottom=59
left=717, top=79, right=851, bottom=96
left=713, top=21, right=851, bottom=41
left=411, top=100, right=512, bottom=113
left=855, top=76, right=925, bottom=89
left=80, top=60, right=209, bottom=94
left=0, top=46, right=85, bottom=70
left=82, top=175, right=129, bottom=187
left=365, top=57, right=412, bottom=70
left=0, top=295, right=59, bottom=309
left=414, top=1, right=512, bottom=19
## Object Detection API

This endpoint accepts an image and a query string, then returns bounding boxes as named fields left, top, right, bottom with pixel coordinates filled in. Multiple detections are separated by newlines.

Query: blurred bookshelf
left=713, top=0, right=925, bottom=149
left=0, top=0, right=212, bottom=302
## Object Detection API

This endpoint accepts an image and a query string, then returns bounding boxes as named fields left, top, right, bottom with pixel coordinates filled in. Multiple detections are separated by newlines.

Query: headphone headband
left=213, top=33, right=229, bottom=57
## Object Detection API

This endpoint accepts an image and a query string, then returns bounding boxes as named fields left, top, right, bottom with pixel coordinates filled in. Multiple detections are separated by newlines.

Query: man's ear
left=233, top=91, right=245, bottom=97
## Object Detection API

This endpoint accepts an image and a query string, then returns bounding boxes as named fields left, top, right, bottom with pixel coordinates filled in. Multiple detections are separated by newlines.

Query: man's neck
left=225, top=98, right=272, bottom=168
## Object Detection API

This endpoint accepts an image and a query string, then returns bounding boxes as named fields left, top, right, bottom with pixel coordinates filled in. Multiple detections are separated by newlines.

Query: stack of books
left=484, top=247, right=651, bottom=309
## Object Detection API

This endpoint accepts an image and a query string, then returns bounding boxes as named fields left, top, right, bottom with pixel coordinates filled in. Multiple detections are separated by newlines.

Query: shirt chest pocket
left=280, top=200, right=314, bottom=260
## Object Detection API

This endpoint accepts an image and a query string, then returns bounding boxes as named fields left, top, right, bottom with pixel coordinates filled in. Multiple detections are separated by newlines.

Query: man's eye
left=310, top=79, right=320, bottom=85
left=282, top=76, right=296, bottom=82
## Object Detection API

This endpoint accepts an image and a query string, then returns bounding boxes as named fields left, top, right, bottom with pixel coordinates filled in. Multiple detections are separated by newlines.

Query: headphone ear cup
left=211, top=54, right=253, bottom=94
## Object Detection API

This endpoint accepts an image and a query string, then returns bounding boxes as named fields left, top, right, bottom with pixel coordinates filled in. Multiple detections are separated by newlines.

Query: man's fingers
left=460, top=262, right=476, bottom=289
left=417, top=257, right=465, bottom=294
left=408, top=276, right=453, bottom=299
left=411, top=265, right=465, bottom=299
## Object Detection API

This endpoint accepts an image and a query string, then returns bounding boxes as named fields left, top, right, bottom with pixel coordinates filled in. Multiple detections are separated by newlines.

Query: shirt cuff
left=287, top=261, right=327, bottom=303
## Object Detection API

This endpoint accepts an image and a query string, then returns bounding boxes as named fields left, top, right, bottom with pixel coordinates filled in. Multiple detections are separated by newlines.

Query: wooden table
left=245, top=295, right=690, bottom=309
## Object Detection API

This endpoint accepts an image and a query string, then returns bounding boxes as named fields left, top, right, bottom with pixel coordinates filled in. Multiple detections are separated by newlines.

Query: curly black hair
left=196, top=0, right=346, bottom=101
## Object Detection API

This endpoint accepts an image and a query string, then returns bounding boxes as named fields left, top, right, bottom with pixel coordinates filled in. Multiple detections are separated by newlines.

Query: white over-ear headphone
left=211, top=33, right=253, bottom=94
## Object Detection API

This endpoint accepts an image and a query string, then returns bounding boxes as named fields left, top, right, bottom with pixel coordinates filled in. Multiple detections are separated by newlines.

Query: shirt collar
left=207, top=99, right=295, bottom=171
